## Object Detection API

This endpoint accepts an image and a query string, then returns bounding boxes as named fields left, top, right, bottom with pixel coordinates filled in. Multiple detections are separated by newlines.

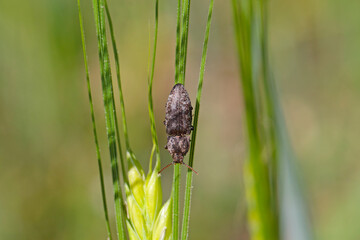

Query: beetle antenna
left=182, top=162, right=198, bottom=175
left=158, top=162, right=174, bottom=175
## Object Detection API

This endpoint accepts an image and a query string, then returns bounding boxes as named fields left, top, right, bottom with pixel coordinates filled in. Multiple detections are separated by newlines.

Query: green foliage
left=172, top=0, right=214, bottom=239
left=232, top=0, right=312, bottom=239
left=77, top=0, right=112, bottom=239
left=91, top=0, right=127, bottom=238
left=78, top=0, right=175, bottom=239
left=78, top=0, right=214, bottom=238
left=181, top=0, right=214, bottom=239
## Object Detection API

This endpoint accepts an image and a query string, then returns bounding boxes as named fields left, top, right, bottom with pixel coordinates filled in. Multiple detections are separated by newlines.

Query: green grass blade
left=172, top=0, right=187, bottom=237
left=258, top=2, right=313, bottom=239
left=172, top=163, right=181, bottom=240
left=231, top=0, right=279, bottom=239
left=232, top=0, right=313, bottom=239
left=104, top=0, right=129, bottom=185
left=92, top=0, right=127, bottom=239
left=148, top=0, right=161, bottom=172
left=180, top=1, right=214, bottom=239
left=178, top=0, right=191, bottom=85
left=175, top=0, right=182, bottom=84
left=172, top=0, right=193, bottom=237
left=77, top=0, right=112, bottom=239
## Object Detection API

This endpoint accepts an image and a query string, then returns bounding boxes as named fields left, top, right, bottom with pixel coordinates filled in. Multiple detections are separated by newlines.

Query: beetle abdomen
left=165, top=136, right=190, bottom=163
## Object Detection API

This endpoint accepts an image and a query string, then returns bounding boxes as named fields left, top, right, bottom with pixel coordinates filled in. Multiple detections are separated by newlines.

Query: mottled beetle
left=159, top=83, right=198, bottom=174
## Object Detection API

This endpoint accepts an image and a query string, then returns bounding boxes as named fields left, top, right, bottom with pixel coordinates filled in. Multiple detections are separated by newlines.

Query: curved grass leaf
left=172, top=0, right=187, bottom=237
left=148, top=0, right=161, bottom=173
left=103, top=0, right=129, bottom=185
left=91, top=0, right=127, bottom=238
left=232, top=0, right=313, bottom=239
left=76, top=0, right=112, bottom=239
left=175, top=0, right=182, bottom=85
left=181, top=1, right=214, bottom=239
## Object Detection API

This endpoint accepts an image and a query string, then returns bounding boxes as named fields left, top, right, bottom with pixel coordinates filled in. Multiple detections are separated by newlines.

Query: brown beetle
left=159, top=84, right=198, bottom=175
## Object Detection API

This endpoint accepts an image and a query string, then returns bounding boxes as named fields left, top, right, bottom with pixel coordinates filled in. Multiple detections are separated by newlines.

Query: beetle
left=159, top=83, right=198, bottom=175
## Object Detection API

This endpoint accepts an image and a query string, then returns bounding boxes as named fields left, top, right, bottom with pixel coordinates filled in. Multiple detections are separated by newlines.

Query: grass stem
left=180, top=1, right=214, bottom=239
left=104, top=0, right=128, bottom=185
left=172, top=164, right=181, bottom=240
left=148, top=0, right=161, bottom=172
left=92, top=0, right=127, bottom=238
left=77, top=0, right=112, bottom=238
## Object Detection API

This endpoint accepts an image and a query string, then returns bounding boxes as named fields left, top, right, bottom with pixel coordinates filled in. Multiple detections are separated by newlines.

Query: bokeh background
left=1, top=0, right=359, bottom=239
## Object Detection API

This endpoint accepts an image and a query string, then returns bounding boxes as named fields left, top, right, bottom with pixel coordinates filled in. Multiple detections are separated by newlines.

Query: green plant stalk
left=92, top=0, right=127, bottom=239
left=231, top=0, right=278, bottom=239
left=175, top=0, right=182, bottom=84
left=180, top=0, right=214, bottom=239
left=148, top=0, right=161, bottom=172
left=172, top=0, right=187, bottom=237
left=258, top=0, right=279, bottom=223
left=178, top=0, right=191, bottom=85
left=104, top=0, right=128, bottom=186
left=77, top=0, right=112, bottom=239
left=104, top=1, right=131, bottom=151
left=172, top=163, right=181, bottom=240
left=258, top=1, right=313, bottom=239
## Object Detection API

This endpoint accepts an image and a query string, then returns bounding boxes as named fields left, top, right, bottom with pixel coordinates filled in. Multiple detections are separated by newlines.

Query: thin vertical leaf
left=232, top=0, right=278, bottom=239
left=104, top=0, right=128, bottom=185
left=172, top=0, right=186, bottom=237
left=232, top=0, right=313, bottom=239
left=258, top=1, right=313, bottom=239
left=148, top=0, right=161, bottom=172
left=181, top=0, right=214, bottom=239
left=104, top=0, right=142, bottom=181
left=175, top=0, right=182, bottom=84
left=92, top=0, right=127, bottom=238
left=172, top=164, right=181, bottom=240
left=77, top=0, right=112, bottom=239
left=178, top=0, right=191, bottom=85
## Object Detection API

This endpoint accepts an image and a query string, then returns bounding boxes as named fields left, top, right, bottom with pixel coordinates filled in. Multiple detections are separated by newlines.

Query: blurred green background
left=1, top=0, right=359, bottom=239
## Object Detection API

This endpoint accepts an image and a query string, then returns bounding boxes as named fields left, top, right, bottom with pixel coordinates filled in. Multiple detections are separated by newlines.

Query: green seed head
left=128, top=152, right=145, bottom=207
left=152, top=198, right=172, bottom=240
left=127, top=193, right=147, bottom=239
left=145, top=166, right=163, bottom=227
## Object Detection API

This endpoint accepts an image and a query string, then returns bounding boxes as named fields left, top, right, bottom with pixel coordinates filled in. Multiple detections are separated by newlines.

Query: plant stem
left=148, top=0, right=161, bottom=172
left=178, top=0, right=191, bottom=84
left=77, top=0, right=112, bottom=239
left=104, top=0, right=128, bottom=185
left=172, top=0, right=186, bottom=237
left=175, top=0, right=182, bottom=84
left=232, top=0, right=279, bottom=239
left=92, top=0, right=127, bottom=238
left=172, top=163, right=181, bottom=240
left=180, top=0, right=214, bottom=239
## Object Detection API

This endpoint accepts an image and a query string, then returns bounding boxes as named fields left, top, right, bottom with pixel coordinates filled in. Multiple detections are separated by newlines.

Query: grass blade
left=178, top=0, right=191, bottom=85
left=92, top=0, right=127, bottom=238
left=232, top=0, right=313, bottom=239
left=175, top=0, right=182, bottom=84
left=172, top=0, right=187, bottom=237
left=77, top=0, right=112, bottom=239
left=148, top=0, right=161, bottom=173
left=104, top=0, right=128, bottom=185
left=258, top=2, right=313, bottom=239
left=172, top=164, right=181, bottom=240
left=232, top=0, right=279, bottom=239
left=180, top=1, right=214, bottom=239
